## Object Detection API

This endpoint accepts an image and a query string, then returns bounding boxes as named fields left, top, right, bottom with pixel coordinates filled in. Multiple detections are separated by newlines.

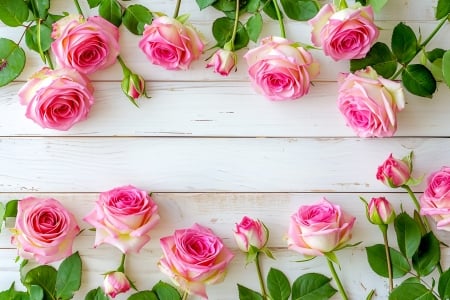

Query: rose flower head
left=206, top=48, right=237, bottom=76
left=233, top=216, right=268, bottom=252
left=103, top=271, right=131, bottom=298
left=11, top=197, right=80, bottom=264
left=376, top=153, right=412, bottom=188
left=367, top=197, right=396, bottom=225
left=83, top=185, right=160, bottom=253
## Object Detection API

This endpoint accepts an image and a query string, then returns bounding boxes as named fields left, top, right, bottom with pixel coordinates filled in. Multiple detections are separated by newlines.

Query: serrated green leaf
left=87, top=0, right=102, bottom=9
left=394, top=212, right=421, bottom=258
left=0, top=282, right=29, bottom=300
left=5, top=199, right=19, bottom=219
left=128, top=290, right=158, bottom=300
left=84, top=287, right=109, bottom=300
left=402, top=64, right=437, bottom=98
left=391, top=23, right=417, bottom=64
left=262, top=0, right=279, bottom=20
left=23, top=265, right=57, bottom=300
left=212, top=17, right=249, bottom=50
left=55, top=252, right=82, bottom=300
left=438, top=268, right=450, bottom=299
left=366, top=245, right=410, bottom=278
left=99, top=0, right=122, bottom=27
left=29, top=0, right=49, bottom=19
left=280, top=0, right=319, bottom=21
left=267, top=268, right=291, bottom=300
left=29, top=285, right=43, bottom=300
left=238, top=284, right=264, bottom=300
left=196, top=0, right=217, bottom=9
left=292, top=273, right=337, bottom=300
left=389, top=281, right=437, bottom=300
left=412, top=232, right=440, bottom=276
left=212, top=0, right=241, bottom=11
left=246, top=13, right=263, bottom=42
left=0, top=38, right=26, bottom=87
left=421, top=48, right=445, bottom=81
left=436, top=0, right=450, bottom=19
left=0, top=0, right=30, bottom=27
left=123, top=4, right=153, bottom=35
left=442, top=50, right=450, bottom=88
left=153, top=281, right=181, bottom=300
left=350, top=42, right=398, bottom=78
left=247, top=0, right=261, bottom=13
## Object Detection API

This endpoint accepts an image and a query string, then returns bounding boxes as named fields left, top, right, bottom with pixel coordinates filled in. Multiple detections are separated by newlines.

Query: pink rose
left=287, top=198, right=356, bottom=257
left=420, top=167, right=450, bottom=231
left=83, top=185, right=160, bottom=253
left=337, top=66, right=405, bottom=137
left=233, top=216, right=268, bottom=252
left=206, top=49, right=237, bottom=76
left=158, top=224, right=234, bottom=299
left=309, top=4, right=379, bottom=61
left=11, top=197, right=80, bottom=264
left=139, top=16, right=204, bottom=70
left=244, top=36, right=319, bottom=100
left=376, top=153, right=411, bottom=187
left=103, top=271, right=131, bottom=298
left=51, top=15, right=120, bottom=74
left=121, top=73, right=146, bottom=103
left=18, top=67, right=94, bottom=131
left=368, top=197, right=396, bottom=225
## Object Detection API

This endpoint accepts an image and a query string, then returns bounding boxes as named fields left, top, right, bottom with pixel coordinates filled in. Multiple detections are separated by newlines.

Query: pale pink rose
left=420, top=167, right=450, bottom=231
left=309, top=4, right=379, bottom=61
left=287, top=198, right=355, bottom=257
left=103, top=271, right=131, bottom=298
left=51, top=15, right=119, bottom=74
left=337, top=66, right=405, bottom=137
left=244, top=36, right=319, bottom=100
left=233, top=216, right=268, bottom=252
left=368, top=197, right=396, bottom=225
left=11, top=197, right=80, bottom=264
left=158, top=224, right=234, bottom=299
left=83, top=185, right=160, bottom=253
left=376, top=153, right=411, bottom=187
left=139, top=16, right=204, bottom=70
left=206, top=49, right=237, bottom=76
left=18, top=67, right=94, bottom=131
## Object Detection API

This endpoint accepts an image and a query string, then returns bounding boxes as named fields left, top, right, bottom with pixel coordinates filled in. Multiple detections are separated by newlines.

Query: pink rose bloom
left=206, top=49, right=237, bottom=76
left=287, top=198, right=356, bottom=257
left=51, top=15, right=120, bottom=74
left=103, top=271, right=131, bottom=298
left=337, top=66, right=405, bottom=137
left=18, top=67, right=94, bottom=131
left=376, top=153, right=411, bottom=187
left=83, top=185, right=160, bottom=253
left=139, top=16, right=204, bottom=70
left=420, top=167, right=450, bottom=231
left=368, top=197, right=396, bottom=225
left=11, top=197, right=80, bottom=264
left=158, top=224, right=234, bottom=299
left=233, top=216, right=268, bottom=252
left=309, top=4, right=379, bottom=61
left=244, top=36, right=319, bottom=101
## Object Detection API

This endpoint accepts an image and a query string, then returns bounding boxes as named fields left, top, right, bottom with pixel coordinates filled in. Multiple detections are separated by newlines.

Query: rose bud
left=206, top=49, right=237, bottom=76
left=233, top=216, right=268, bottom=252
left=376, top=153, right=411, bottom=188
left=103, top=271, right=131, bottom=298
left=121, top=73, right=146, bottom=106
left=367, top=197, right=396, bottom=225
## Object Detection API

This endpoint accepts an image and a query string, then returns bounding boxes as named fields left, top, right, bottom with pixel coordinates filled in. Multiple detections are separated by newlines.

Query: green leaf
left=29, top=0, right=49, bottom=19
left=0, top=202, right=5, bottom=231
left=291, top=273, right=337, bottom=300
left=237, top=284, right=264, bottom=300
left=350, top=42, right=397, bottom=78
left=402, top=64, right=437, bottom=98
left=55, top=252, right=82, bottom=300
left=128, top=290, right=158, bottom=300
left=367, top=0, right=388, bottom=12
left=0, top=0, right=30, bottom=27
left=280, top=0, right=319, bottom=21
left=87, top=0, right=102, bottom=9
left=262, top=0, right=279, bottom=20
left=421, top=48, right=445, bottom=81
left=436, top=0, right=450, bottom=19
left=412, top=231, right=440, bottom=276
left=267, top=268, right=291, bottom=300
left=443, top=50, right=450, bottom=88
left=389, top=281, right=437, bottom=300
left=247, top=0, right=261, bottom=13
left=153, top=281, right=181, bottom=300
left=0, top=282, right=30, bottom=300
left=99, top=0, right=122, bottom=27
left=246, top=13, right=263, bottom=42
left=84, top=287, right=109, bottom=300
left=366, top=245, right=410, bottom=278
left=23, top=265, right=57, bottom=300
left=196, top=0, right=217, bottom=9
left=394, top=212, right=421, bottom=258
left=438, top=268, right=450, bottom=299
left=5, top=199, right=19, bottom=219
left=25, top=23, right=52, bottom=63
left=0, top=38, right=26, bottom=87
left=123, top=4, right=153, bottom=35
left=391, top=22, right=417, bottom=64
left=212, top=17, right=249, bottom=50
left=212, top=0, right=240, bottom=11
left=29, top=285, right=43, bottom=300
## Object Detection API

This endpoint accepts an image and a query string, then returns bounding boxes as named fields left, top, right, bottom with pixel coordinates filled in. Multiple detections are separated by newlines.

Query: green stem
left=117, top=55, right=130, bottom=73
left=228, top=0, right=240, bottom=51
left=73, top=0, right=84, bottom=17
left=44, top=52, right=54, bottom=69
left=381, top=226, right=393, bottom=292
left=117, top=253, right=126, bottom=273
left=271, top=0, right=286, bottom=38
left=181, top=291, right=189, bottom=300
left=255, top=252, right=268, bottom=299
left=327, top=258, right=349, bottom=300
left=402, top=184, right=430, bottom=232
left=173, top=0, right=181, bottom=18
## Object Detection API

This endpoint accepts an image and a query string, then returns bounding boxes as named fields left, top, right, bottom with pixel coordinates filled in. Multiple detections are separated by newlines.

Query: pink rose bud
left=121, top=73, right=146, bottom=104
left=420, top=167, right=450, bottom=231
left=337, top=66, right=405, bottom=137
left=206, top=49, right=237, bottom=76
left=376, top=153, right=411, bottom=187
left=103, top=271, right=131, bottom=298
left=233, top=216, right=268, bottom=252
left=309, top=4, right=379, bottom=61
left=244, top=36, right=319, bottom=101
left=139, top=16, right=204, bottom=70
left=11, top=197, right=80, bottom=264
left=368, top=197, right=396, bottom=225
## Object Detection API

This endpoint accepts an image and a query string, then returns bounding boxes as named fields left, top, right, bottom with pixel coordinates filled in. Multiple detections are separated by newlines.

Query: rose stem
left=381, top=225, right=393, bottom=292
left=73, top=0, right=84, bottom=17
left=181, top=291, right=189, bottom=300
left=117, top=253, right=126, bottom=273
left=271, top=0, right=286, bottom=38
left=327, top=258, right=349, bottom=300
left=173, top=0, right=182, bottom=19
left=402, top=184, right=430, bottom=232
left=44, top=52, right=54, bottom=69
left=228, top=0, right=240, bottom=51
left=255, top=252, right=268, bottom=299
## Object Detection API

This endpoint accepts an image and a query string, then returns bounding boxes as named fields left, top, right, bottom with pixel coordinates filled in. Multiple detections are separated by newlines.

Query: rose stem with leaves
left=225, top=0, right=240, bottom=53
left=380, top=224, right=393, bottom=292
left=401, top=184, right=430, bottom=232
left=173, top=0, right=182, bottom=19
left=255, top=252, right=268, bottom=299
left=327, top=257, right=349, bottom=300
left=271, top=0, right=286, bottom=38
